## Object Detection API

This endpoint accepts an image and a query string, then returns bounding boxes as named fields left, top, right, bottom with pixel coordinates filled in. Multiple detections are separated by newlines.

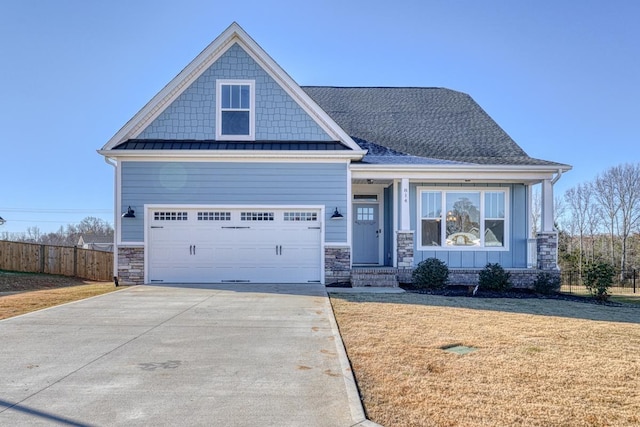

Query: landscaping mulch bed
left=401, top=284, right=630, bottom=306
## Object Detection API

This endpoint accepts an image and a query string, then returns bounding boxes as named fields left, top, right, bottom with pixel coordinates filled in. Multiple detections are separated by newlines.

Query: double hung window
left=216, top=80, right=254, bottom=140
left=417, top=188, right=508, bottom=250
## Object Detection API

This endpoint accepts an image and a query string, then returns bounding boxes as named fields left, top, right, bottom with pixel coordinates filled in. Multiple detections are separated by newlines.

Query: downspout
left=104, top=156, right=118, bottom=285
left=549, top=168, right=564, bottom=271
left=551, top=168, right=563, bottom=185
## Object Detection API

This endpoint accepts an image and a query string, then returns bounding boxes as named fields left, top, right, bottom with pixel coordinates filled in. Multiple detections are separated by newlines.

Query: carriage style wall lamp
left=122, top=206, right=136, bottom=218
left=330, top=207, right=344, bottom=220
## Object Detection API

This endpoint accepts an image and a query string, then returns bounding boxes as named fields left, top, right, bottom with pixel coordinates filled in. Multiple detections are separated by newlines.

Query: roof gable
left=102, top=23, right=361, bottom=151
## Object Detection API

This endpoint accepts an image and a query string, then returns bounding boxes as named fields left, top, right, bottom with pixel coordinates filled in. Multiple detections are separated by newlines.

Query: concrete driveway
left=0, top=284, right=373, bottom=426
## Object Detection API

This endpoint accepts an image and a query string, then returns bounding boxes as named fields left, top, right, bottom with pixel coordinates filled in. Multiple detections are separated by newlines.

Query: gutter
left=97, top=149, right=368, bottom=161
left=551, top=168, right=563, bottom=185
left=104, top=156, right=116, bottom=168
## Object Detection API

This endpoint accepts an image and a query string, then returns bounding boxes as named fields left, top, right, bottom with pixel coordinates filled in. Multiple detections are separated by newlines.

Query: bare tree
left=564, top=183, right=594, bottom=273
left=554, top=194, right=567, bottom=228
left=25, top=226, right=42, bottom=243
left=594, top=169, right=620, bottom=266
left=3, top=217, right=114, bottom=247
left=530, top=187, right=541, bottom=237
left=614, top=163, right=640, bottom=274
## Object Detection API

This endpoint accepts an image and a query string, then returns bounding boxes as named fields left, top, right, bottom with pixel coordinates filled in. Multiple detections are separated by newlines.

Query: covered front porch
left=331, top=167, right=562, bottom=287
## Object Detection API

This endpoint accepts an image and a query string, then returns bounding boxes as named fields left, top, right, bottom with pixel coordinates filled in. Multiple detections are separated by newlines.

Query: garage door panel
left=148, top=208, right=322, bottom=283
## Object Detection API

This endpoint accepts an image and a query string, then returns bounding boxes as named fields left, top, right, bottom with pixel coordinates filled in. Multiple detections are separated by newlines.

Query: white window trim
left=416, top=186, right=510, bottom=251
left=216, top=79, right=255, bottom=141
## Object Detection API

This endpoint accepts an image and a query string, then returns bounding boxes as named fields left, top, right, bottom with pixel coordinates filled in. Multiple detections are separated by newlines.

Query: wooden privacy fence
left=0, top=241, right=113, bottom=282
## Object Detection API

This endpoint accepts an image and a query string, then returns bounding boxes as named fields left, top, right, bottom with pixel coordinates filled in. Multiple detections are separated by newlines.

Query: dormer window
left=216, top=80, right=255, bottom=140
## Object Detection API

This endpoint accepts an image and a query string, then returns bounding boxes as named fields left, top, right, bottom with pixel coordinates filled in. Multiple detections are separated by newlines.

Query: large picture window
left=418, top=188, right=508, bottom=250
left=216, top=80, right=255, bottom=140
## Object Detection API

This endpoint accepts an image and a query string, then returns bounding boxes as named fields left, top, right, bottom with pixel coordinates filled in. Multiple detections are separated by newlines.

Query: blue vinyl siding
left=120, top=161, right=348, bottom=242
left=411, top=183, right=528, bottom=268
left=138, top=43, right=331, bottom=141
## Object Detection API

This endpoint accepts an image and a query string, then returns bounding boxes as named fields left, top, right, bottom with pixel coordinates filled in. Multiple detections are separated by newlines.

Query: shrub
left=478, top=263, right=511, bottom=292
left=412, top=258, right=449, bottom=290
left=583, top=262, right=615, bottom=302
left=533, top=272, right=561, bottom=295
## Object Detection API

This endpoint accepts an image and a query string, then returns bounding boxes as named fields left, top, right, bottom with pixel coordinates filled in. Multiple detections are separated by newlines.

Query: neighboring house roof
left=78, top=235, right=114, bottom=246
left=302, top=86, right=569, bottom=168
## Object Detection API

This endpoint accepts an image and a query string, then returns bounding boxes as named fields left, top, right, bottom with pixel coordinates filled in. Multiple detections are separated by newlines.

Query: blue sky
left=1, top=0, right=638, bottom=234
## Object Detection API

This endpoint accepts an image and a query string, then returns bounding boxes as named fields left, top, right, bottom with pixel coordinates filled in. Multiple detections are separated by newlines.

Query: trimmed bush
left=584, top=261, right=615, bottom=302
left=412, top=258, right=449, bottom=290
left=533, top=272, right=561, bottom=295
left=478, top=263, right=511, bottom=292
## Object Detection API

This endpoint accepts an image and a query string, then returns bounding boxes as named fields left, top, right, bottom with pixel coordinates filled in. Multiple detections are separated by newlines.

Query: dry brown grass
left=330, top=293, right=640, bottom=427
left=0, top=271, right=118, bottom=320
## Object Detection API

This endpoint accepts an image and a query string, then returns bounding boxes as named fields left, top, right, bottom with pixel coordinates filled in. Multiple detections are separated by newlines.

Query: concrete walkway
left=0, top=284, right=377, bottom=426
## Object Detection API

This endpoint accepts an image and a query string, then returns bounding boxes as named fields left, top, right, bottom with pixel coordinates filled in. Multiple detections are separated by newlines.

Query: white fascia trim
left=351, top=165, right=569, bottom=183
left=98, top=150, right=366, bottom=162
left=351, top=163, right=572, bottom=173
left=101, top=22, right=362, bottom=153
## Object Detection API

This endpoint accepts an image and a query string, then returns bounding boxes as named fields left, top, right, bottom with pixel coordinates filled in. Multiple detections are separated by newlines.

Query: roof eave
left=98, top=149, right=367, bottom=161
left=350, top=162, right=571, bottom=184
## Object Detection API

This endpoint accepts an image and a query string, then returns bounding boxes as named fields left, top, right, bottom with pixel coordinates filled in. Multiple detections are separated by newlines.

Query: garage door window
left=154, top=212, right=188, bottom=221
left=198, top=212, right=231, bottom=221
left=241, top=212, right=274, bottom=221
left=284, top=212, right=317, bottom=221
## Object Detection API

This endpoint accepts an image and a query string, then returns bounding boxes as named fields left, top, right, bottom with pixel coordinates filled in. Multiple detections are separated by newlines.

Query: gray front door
left=353, top=203, right=379, bottom=264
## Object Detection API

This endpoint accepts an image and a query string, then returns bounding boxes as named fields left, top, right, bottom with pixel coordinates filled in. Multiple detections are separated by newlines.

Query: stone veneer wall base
left=325, top=246, right=351, bottom=285
left=117, top=247, right=144, bottom=285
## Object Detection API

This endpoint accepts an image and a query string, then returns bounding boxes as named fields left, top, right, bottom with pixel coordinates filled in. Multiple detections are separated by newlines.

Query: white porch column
left=396, top=178, right=414, bottom=271
left=541, top=179, right=554, bottom=232
left=400, top=178, right=410, bottom=230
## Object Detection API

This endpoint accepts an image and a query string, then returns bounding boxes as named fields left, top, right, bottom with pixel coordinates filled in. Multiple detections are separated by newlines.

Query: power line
left=1, top=219, right=112, bottom=224
left=0, top=208, right=112, bottom=214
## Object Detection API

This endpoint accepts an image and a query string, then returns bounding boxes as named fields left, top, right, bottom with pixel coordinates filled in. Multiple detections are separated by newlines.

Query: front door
left=353, top=203, right=379, bottom=264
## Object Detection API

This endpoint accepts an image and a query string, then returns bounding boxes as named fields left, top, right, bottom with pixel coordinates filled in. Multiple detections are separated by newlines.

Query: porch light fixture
left=122, top=206, right=136, bottom=218
left=330, top=207, right=344, bottom=220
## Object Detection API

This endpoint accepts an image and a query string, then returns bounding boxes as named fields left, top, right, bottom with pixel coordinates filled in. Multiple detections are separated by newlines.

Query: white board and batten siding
left=146, top=207, right=323, bottom=283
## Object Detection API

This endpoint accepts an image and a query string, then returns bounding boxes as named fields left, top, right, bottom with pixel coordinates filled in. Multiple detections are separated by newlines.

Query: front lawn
left=0, top=271, right=118, bottom=320
left=330, top=292, right=640, bottom=427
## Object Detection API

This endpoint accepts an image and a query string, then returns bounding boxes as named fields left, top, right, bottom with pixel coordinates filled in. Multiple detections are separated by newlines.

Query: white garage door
left=147, top=208, right=322, bottom=283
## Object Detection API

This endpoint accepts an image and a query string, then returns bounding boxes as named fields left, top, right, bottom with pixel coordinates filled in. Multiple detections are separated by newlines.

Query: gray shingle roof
left=303, top=86, right=568, bottom=167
